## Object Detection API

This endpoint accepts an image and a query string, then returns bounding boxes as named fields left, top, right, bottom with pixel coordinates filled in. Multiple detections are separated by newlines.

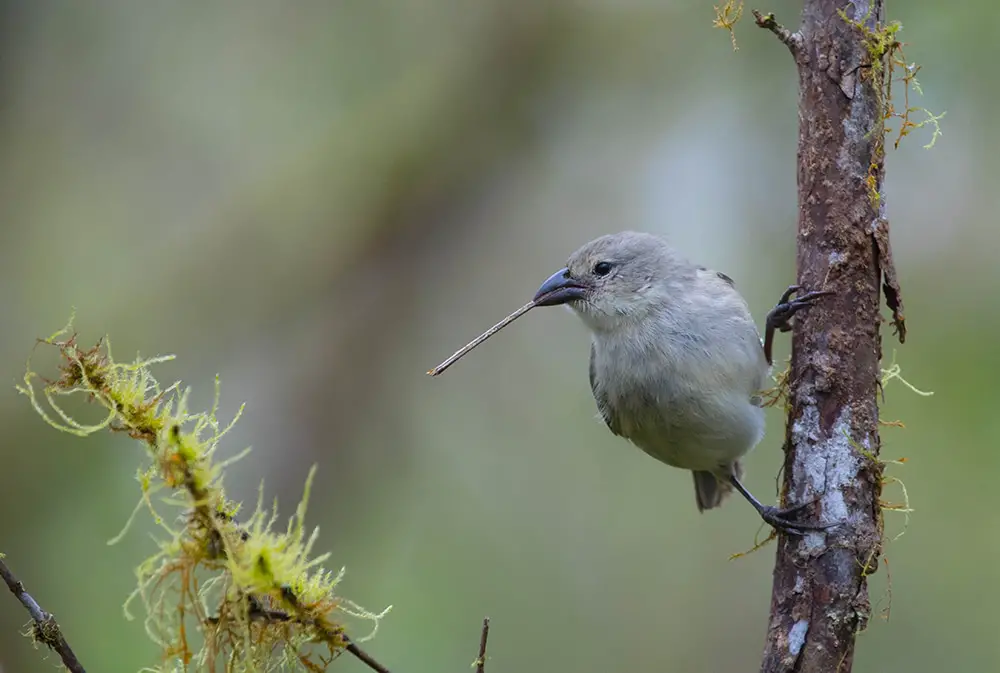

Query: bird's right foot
left=765, top=285, right=834, bottom=335
left=762, top=285, right=834, bottom=365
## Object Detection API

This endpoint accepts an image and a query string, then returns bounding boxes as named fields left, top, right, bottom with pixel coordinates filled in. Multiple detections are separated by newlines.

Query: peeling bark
left=755, top=2, right=894, bottom=672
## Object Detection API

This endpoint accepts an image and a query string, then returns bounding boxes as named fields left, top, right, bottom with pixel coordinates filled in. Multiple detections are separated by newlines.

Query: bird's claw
left=766, top=285, right=834, bottom=334
left=759, top=502, right=839, bottom=535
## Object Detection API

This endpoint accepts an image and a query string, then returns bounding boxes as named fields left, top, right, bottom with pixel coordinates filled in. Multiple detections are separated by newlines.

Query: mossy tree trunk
left=756, top=1, right=899, bottom=672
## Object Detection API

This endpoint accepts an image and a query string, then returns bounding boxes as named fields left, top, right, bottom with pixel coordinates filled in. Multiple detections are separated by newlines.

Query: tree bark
left=755, top=2, right=900, bottom=672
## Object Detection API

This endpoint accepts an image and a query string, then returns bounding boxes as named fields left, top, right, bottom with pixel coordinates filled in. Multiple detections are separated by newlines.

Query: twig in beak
left=427, top=301, right=536, bottom=376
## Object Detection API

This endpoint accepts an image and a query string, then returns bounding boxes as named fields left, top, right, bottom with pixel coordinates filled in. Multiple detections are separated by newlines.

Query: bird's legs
left=763, top=285, right=834, bottom=366
left=727, top=474, right=837, bottom=535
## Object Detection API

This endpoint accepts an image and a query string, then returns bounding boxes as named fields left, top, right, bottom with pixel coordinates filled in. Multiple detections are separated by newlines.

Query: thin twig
left=343, top=634, right=392, bottom=673
left=427, top=301, right=536, bottom=376
left=0, top=557, right=86, bottom=673
left=475, top=617, right=490, bottom=673
left=752, top=9, right=802, bottom=53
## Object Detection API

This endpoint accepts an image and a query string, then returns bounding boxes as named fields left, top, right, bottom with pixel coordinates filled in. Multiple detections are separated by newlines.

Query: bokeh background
left=1, top=1, right=994, bottom=671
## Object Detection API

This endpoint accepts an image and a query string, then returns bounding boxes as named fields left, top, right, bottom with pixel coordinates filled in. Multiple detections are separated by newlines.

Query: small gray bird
left=531, top=231, right=831, bottom=532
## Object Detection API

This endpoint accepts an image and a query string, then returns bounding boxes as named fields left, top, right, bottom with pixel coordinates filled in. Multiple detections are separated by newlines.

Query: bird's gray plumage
left=558, top=231, right=769, bottom=511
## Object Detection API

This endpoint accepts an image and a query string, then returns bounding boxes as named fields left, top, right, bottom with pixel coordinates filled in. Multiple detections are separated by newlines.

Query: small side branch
left=752, top=10, right=801, bottom=54
left=340, top=616, right=490, bottom=673
left=0, top=557, right=86, bottom=673
left=343, top=634, right=392, bottom=673
left=475, top=617, right=491, bottom=673
left=341, top=616, right=490, bottom=673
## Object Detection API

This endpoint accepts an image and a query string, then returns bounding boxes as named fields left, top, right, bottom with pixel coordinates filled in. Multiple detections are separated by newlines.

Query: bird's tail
left=692, top=461, right=743, bottom=512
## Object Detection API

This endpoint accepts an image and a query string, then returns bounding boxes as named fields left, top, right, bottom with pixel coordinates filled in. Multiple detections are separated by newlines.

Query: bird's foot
left=758, top=500, right=839, bottom=535
left=765, top=285, right=834, bottom=334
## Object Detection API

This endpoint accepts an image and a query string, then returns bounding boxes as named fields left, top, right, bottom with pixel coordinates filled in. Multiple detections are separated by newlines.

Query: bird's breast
left=590, top=329, right=766, bottom=471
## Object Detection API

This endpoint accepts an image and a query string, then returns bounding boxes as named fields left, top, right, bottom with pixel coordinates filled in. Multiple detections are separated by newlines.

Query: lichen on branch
left=16, top=315, right=389, bottom=672
left=836, top=7, right=945, bottom=208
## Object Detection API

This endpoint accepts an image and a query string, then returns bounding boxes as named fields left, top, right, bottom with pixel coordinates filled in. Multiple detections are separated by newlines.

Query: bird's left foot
left=757, top=501, right=839, bottom=535
left=728, top=474, right=841, bottom=535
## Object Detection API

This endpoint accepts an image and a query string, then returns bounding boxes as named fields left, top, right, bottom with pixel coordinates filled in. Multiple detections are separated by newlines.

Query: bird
left=530, top=231, right=833, bottom=533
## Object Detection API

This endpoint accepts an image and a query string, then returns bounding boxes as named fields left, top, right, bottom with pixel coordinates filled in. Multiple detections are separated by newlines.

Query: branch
left=343, top=634, right=392, bottom=673
left=0, top=557, right=86, bottom=673
left=751, top=9, right=801, bottom=54
left=475, top=617, right=491, bottom=673
left=759, top=1, right=890, bottom=672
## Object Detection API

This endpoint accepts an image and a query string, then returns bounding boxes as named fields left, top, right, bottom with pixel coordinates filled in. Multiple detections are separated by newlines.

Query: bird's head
left=532, top=231, right=688, bottom=333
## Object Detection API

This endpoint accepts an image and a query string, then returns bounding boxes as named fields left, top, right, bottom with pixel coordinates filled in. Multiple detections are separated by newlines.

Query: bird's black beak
left=532, top=267, right=588, bottom=307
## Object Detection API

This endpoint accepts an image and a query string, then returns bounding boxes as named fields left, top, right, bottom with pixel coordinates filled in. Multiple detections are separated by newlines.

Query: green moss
left=838, top=8, right=946, bottom=207
left=17, top=316, right=389, bottom=671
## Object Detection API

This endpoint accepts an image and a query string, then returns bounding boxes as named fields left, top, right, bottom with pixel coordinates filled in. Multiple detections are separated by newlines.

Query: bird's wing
left=589, top=343, right=623, bottom=436
left=715, top=270, right=736, bottom=286
left=698, top=265, right=736, bottom=287
left=697, top=265, right=770, bottom=378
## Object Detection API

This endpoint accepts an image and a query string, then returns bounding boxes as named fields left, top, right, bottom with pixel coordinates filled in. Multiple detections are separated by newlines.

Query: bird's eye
left=593, top=261, right=613, bottom=277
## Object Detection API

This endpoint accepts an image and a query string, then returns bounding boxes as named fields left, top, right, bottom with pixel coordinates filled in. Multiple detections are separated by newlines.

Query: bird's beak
left=532, top=267, right=588, bottom=307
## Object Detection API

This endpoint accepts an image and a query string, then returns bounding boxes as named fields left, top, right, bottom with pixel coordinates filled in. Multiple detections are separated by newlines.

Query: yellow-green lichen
left=841, top=351, right=931, bottom=545
left=838, top=7, right=946, bottom=207
left=17, top=316, right=389, bottom=671
left=712, top=0, right=744, bottom=51
left=759, top=359, right=792, bottom=411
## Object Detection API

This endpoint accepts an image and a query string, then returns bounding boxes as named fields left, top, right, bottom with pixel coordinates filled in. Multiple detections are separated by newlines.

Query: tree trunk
left=755, top=1, right=901, bottom=672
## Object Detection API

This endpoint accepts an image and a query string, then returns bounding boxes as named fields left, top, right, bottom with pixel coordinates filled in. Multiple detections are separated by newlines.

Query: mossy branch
left=750, top=9, right=801, bottom=53
left=11, top=316, right=418, bottom=672
left=834, top=7, right=946, bottom=210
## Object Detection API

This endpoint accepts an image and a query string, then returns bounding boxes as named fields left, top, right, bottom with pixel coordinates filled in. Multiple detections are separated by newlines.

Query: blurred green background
left=0, top=1, right=994, bottom=671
